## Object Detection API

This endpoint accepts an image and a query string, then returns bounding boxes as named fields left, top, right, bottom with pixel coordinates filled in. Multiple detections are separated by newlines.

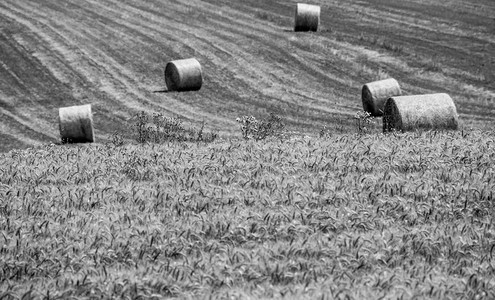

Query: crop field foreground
left=0, top=0, right=494, bottom=152
left=1, top=131, right=495, bottom=299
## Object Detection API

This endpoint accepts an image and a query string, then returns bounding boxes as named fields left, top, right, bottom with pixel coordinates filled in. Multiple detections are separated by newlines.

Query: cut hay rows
left=383, top=93, right=459, bottom=132
left=294, top=3, right=320, bottom=32
left=165, top=58, right=203, bottom=92
left=362, top=78, right=402, bottom=117
left=58, top=104, right=94, bottom=143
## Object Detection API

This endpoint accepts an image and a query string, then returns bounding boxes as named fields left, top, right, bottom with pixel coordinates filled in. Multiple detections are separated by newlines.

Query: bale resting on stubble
left=165, top=58, right=203, bottom=92
left=294, top=3, right=320, bottom=32
left=362, top=78, right=401, bottom=117
left=59, top=104, right=94, bottom=143
left=383, top=93, right=459, bottom=133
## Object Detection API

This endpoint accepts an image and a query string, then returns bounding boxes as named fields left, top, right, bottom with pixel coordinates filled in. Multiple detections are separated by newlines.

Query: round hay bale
left=165, top=58, right=203, bottom=92
left=59, top=104, right=94, bottom=143
left=362, top=78, right=401, bottom=117
left=294, top=3, right=320, bottom=32
left=383, top=93, right=459, bottom=133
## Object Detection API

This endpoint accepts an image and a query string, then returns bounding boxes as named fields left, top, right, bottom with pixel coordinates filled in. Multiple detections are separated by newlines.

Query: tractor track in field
left=0, top=0, right=494, bottom=151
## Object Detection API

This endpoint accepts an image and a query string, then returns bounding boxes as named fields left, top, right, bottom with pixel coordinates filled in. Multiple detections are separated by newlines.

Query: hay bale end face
left=59, top=104, right=94, bottom=143
left=165, top=58, right=203, bottom=92
left=294, top=3, right=320, bottom=32
left=383, top=93, right=459, bottom=133
left=362, top=78, right=401, bottom=117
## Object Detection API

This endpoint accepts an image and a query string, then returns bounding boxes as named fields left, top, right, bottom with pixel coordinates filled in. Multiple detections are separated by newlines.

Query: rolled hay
left=383, top=93, right=459, bottom=133
left=58, top=104, right=94, bottom=143
left=362, top=78, right=402, bottom=117
left=165, top=58, right=203, bottom=92
left=294, top=3, right=320, bottom=32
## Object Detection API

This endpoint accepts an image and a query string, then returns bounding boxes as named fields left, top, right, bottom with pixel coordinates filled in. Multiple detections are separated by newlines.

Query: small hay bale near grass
left=294, top=3, right=320, bottom=32
left=59, top=104, right=94, bottom=143
left=362, top=78, right=401, bottom=117
left=383, top=93, right=459, bottom=133
left=165, top=58, right=203, bottom=92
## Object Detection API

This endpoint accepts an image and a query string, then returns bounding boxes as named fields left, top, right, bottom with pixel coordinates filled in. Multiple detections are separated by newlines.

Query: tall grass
left=0, top=131, right=494, bottom=298
left=133, top=111, right=217, bottom=144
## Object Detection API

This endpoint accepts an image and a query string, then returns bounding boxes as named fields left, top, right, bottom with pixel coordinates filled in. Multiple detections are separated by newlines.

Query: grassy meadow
left=1, top=129, right=495, bottom=299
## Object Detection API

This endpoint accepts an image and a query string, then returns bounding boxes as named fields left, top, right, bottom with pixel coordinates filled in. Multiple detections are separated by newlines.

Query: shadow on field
left=152, top=87, right=169, bottom=93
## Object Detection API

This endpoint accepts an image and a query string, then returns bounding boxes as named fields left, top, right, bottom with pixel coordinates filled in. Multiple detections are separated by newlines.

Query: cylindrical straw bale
left=59, top=104, right=94, bottom=143
left=165, top=58, right=203, bottom=92
left=383, top=93, right=459, bottom=133
left=294, top=3, right=320, bottom=32
left=362, top=78, right=401, bottom=117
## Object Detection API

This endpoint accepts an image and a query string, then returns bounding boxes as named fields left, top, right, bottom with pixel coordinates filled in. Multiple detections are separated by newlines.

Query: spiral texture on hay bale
left=294, top=3, right=320, bottom=32
left=362, top=78, right=401, bottom=117
left=383, top=93, right=459, bottom=133
left=165, top=58, right=203, bottom=92
left=59, top=104, right=94, bottom=143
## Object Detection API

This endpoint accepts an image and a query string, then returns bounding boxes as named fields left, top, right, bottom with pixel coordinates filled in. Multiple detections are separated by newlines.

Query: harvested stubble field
left=1, top=0, right=495, bottom=299
left=0, top=0, right=494, bottom=151
left=1, top=131, right=495, bottom=299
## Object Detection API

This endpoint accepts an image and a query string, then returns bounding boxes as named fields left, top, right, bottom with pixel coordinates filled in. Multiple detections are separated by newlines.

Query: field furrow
left=0, top=0, right=493, bottom=150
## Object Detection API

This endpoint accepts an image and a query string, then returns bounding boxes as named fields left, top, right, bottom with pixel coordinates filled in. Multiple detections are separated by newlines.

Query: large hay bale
left=362, top=78, right=401, bottom=116
left=165, top=58, right=203, bottom=92
left=59, top=104, right=94, bottom=143
left=383, top=93, right=459, bottom=132
left=294, top=3, right=320, bottom=32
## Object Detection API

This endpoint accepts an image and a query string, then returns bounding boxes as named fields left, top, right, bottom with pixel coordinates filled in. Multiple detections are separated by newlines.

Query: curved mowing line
left=114, top=0, right=359, bottom=114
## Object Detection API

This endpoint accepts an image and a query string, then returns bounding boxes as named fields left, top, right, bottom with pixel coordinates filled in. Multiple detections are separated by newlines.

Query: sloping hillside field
left=1, top=0, right=495, bottom=298
left=0, top=0, right=494, bottom=151
left=1, top=131, right=495, bottom=298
